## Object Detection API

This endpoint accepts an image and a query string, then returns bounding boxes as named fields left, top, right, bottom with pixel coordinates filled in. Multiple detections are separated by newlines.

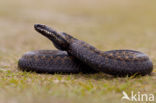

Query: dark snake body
left=18, top=24, right=153, bottom=76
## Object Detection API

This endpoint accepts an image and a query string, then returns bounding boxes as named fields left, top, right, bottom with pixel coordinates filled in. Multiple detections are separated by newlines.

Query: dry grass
left=0, top=0, right=156, bottom=103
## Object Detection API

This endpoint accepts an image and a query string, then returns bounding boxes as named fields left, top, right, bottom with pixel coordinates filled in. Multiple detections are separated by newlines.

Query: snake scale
left=18, top=24, right=153, bottom=77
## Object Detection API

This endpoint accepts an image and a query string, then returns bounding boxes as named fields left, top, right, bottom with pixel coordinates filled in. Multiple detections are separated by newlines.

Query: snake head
left=34, top=24, right=71, bottom=50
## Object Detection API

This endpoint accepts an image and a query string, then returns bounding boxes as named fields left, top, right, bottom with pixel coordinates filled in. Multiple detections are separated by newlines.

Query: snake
left=18, top=24, right=153, bottom=77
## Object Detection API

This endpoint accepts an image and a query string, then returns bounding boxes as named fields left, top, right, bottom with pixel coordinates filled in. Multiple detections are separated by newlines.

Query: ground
left=0, top=0, right=156, bottom=103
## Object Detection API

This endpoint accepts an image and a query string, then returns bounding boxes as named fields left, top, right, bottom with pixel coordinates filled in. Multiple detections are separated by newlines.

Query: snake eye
left=34, top=24, right=46, bottom=32
left=34, top=24, right=57, bottom=36
left=34, top=24, right=44, bottom=29
left=34, top=24, right=70, bottom=50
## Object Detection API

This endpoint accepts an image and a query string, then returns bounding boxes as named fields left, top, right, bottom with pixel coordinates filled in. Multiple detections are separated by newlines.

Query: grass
left=0, top=0, right=156, bottom=103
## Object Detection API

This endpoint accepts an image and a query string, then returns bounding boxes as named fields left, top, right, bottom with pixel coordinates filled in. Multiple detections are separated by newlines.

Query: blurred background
left=1, top=0, right=156, bottom=54
left=0, top=0, right=156, bottom=103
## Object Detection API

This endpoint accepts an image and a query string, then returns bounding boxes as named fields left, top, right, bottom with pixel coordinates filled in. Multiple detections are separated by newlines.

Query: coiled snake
left=18, top=24, right=153, bottom=76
